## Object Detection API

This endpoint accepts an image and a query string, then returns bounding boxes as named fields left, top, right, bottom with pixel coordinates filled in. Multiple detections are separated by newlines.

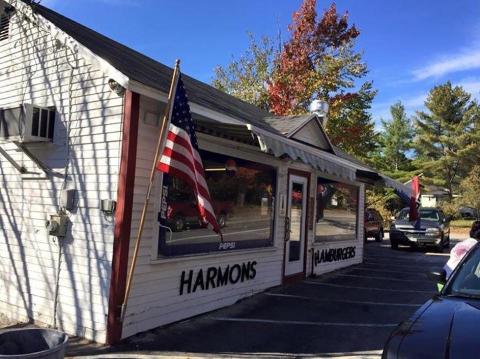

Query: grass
left=450, top=219, right=475, bottom=228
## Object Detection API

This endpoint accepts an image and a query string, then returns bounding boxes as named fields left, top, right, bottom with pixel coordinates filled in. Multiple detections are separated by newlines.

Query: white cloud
left=372, top=78, right=480, bottom=127
left=373, top=92, right=426, bottom=121
left=455, top=78, right=480, bottom=98
left=412, top=48, right=480, bottom=81
left=401, top=93, right=426, bottom=108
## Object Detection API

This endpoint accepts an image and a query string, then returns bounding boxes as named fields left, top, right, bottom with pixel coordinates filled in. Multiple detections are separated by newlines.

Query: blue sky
left=42, top=0, right=480, bottom=129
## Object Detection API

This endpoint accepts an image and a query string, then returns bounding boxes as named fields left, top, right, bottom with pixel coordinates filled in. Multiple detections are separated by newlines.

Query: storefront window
left=315, top=177, right=358, bottom=241
left=158, top=150, right=276, bottom=256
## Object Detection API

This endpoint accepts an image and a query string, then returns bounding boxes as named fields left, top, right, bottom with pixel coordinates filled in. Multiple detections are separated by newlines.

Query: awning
left=247, top=125, right=357, bottom=181
left=380, top=174, right=412, bottom=204
left=197, top=118, right=411, bottom=195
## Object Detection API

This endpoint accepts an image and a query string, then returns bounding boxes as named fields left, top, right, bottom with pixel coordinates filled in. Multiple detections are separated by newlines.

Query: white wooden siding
left=121, top=95, right=286, bottom=339
left=0, top=10, right=123, bottom=343
left=121, top=95, right=367, bottom=339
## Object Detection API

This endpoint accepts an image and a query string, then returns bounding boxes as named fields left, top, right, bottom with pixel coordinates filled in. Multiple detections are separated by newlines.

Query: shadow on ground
left=65, top=237, right=457, bottom=358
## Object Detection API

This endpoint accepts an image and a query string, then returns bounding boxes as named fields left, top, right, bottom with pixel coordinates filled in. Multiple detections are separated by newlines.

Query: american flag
left=156, top=74, right=222, bottom=237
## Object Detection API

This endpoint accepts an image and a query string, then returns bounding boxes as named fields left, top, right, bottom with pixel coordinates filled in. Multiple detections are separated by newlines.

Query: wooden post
left=120, top=60, right=181, bottom=322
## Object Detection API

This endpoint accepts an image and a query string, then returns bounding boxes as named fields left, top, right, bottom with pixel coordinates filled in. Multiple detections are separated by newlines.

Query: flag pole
left=120, top=59, right=181, bottom=323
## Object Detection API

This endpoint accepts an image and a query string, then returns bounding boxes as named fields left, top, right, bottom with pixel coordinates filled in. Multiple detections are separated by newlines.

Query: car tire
left=443, top=235, right=451, bottom=248
left=391, top=239, right=398, bottom=250
left=172, top=216, right=185, bottom=232
left=436, top=235, right=445, bottom=252
left=375, top=229, right=384, bottom=242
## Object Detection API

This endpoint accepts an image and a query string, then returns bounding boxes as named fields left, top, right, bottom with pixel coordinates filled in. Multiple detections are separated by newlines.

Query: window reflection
left=315, top=178, right=358, bottom=241
left=289, top=182, right=304, bottom=261
left=158, top=150, right=276, bottom=256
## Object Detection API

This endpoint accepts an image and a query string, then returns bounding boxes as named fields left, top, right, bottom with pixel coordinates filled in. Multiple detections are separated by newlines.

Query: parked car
left=382, top=242, right=480, bottom=359
left=364, top=208, right=384, bottom=242
left=167, top=191, right=233, bottom=231
left=459, top=206, right=479, bottom=220
left=389, top=207, right=451, bottom=251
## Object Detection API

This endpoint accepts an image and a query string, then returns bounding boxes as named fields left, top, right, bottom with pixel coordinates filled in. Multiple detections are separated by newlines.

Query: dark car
left=364, top=208, right=384, bottom=242
left=167, top=192, right=232, bottom=232
left=459, top=206, right=479, bottom=220
left=383, top=242, right=480, bottom=359
left=389, top=207, right=451, bottom=251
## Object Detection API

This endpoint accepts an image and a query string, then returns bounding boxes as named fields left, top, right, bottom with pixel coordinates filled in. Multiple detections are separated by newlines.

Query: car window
left=446, top=245, right=480, bottom=298
left=396, top=209, right=439, bottom=221
left=396, top=209, right=409, bottom=220
left=419, top=210, right=440, bottom=221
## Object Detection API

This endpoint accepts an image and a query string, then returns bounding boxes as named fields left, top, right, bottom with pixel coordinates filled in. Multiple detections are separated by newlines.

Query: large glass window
left=158, top=150, right=276, bottom=256
left=315, top=177, right=358, bottom=241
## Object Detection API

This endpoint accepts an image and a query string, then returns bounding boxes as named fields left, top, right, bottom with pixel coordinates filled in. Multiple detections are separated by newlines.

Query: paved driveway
left=69, top=236, right=459, bottom=358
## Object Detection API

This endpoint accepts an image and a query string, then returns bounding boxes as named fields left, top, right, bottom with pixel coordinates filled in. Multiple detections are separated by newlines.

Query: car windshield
left=445, top=244, right=480, bottom=299
left=396, top=209, right=440, bottom=221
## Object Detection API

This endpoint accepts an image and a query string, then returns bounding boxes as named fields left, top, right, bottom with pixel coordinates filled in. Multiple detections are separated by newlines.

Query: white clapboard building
left=0, top=0, right=408, bottom=344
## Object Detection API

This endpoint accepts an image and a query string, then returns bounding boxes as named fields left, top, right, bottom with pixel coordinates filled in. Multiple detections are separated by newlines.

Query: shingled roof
left=17, top=1, right=412, bottom=190
left=263, top=115, right=315, bottom=137
left=29, top=2, right=277, bottom=133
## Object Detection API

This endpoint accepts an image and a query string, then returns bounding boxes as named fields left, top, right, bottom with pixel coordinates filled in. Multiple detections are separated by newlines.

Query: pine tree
left=458, top=165, right=480, bottom=210
left=381, top=102, right=413, bottom=170
left=372, top=102, right=415, bottom=180
left=414, top=82, right=480, bottom=198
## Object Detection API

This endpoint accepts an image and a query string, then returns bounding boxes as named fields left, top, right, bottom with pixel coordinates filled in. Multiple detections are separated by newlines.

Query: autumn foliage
left=213, top=0, right=378, bottom=158
left=268, top=1, right=362, bottom=116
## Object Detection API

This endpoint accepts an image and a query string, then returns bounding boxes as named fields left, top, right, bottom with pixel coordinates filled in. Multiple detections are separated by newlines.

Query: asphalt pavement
left=68, top=235, right=464, bottom=358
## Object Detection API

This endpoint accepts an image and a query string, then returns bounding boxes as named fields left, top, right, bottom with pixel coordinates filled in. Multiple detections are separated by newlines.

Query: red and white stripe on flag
left=156, top=124, right=222, bottom=236
left=156, top=74, right=222, bottom=238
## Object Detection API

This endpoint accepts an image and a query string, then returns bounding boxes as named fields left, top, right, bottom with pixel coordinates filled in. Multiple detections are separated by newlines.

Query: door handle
left=284, top=216, right=291, bottom=242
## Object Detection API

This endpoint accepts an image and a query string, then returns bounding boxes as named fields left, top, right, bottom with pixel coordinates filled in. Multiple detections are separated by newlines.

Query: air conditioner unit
left=0, top=104, right=55, bottom=143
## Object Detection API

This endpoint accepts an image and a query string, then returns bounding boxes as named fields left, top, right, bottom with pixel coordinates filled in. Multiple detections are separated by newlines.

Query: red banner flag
left=409, top=176, right=420, bottom=221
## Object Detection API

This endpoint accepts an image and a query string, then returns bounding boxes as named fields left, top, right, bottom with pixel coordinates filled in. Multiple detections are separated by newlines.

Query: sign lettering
left=160, top=185, right=168, bottom=220
left=218, top=242, right=236, bottom=250
left=314, top=246, right=356, bottom=266
left=179, top=261, right=257, bottom=295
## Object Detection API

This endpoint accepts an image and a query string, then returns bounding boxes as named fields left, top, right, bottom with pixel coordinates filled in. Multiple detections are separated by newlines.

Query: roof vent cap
left=309, top=99, right=329, bottom=126
left=309, top=99, right=329, bottom=116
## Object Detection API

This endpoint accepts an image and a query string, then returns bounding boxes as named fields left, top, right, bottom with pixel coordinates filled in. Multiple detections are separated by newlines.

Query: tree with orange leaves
left=269, top=1, right=377, bottom=157
left=213, top=0, right=378, bottom=158
left=269, top=1, right=364, bottom=115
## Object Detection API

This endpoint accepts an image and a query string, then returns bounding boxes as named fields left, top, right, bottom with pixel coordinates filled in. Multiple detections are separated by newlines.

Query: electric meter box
left=46, top=213, right=68, bottom=238
left=60, top=189, right=76, bottom=211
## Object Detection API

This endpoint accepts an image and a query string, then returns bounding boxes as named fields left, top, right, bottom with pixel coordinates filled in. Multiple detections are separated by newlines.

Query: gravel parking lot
left=68, top=235, right=463, bottom=358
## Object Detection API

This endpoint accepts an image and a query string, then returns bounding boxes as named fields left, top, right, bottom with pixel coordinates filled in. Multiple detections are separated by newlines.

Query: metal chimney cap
left=309, top=99, right=329, bottom=116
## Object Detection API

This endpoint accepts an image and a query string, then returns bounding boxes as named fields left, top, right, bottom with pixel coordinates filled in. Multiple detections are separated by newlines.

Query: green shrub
left=450, top=219, right=475, bottom=228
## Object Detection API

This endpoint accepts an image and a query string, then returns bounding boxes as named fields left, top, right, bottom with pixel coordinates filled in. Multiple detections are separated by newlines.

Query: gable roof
left=264, top=114, right=335, bottom=153
left=28, top=2, right=277, bottom=133
left=263, top=115, right=314, bottom=137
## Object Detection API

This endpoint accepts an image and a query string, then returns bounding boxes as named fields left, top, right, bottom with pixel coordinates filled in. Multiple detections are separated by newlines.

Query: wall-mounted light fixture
left=108, top=79, right=125, bottom=96
left=100, top=199, right=116, bottom=216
